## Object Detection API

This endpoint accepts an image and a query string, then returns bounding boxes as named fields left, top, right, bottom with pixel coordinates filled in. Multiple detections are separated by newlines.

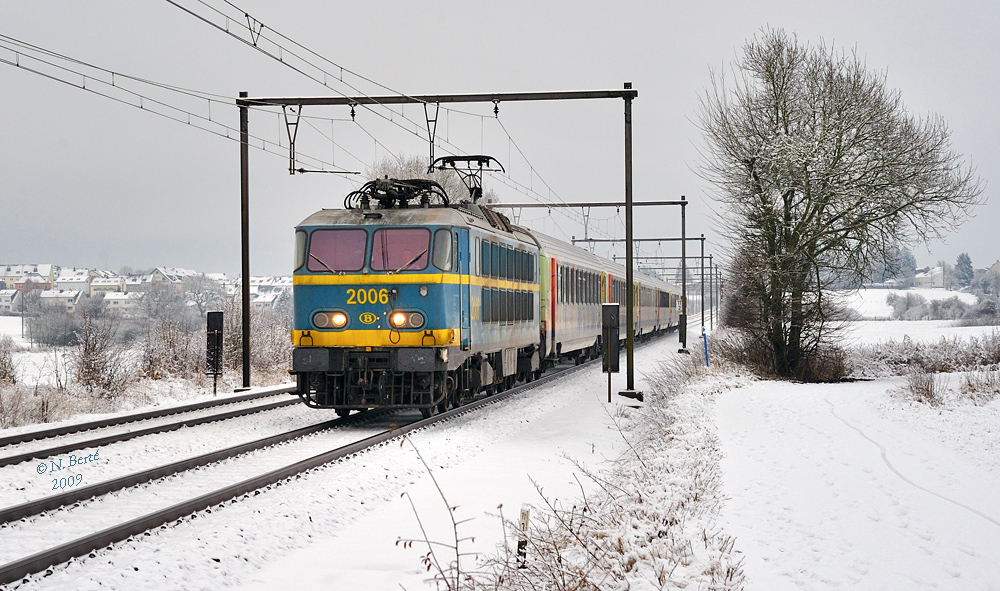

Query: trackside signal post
left=602, top=303, right=620, bottom=402
left=237, top=85, right=641, bottom=392
left=205, top=311, right=223, bottom=396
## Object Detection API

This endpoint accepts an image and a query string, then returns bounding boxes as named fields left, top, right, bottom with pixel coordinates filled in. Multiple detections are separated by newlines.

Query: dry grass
left=960, top=370, right=1000, bottom=406
left=904, top=370, right=948, bottom=405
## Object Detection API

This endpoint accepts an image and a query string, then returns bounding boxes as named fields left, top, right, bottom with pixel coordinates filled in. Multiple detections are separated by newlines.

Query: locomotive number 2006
left=346, top=288, right=390, bottom=305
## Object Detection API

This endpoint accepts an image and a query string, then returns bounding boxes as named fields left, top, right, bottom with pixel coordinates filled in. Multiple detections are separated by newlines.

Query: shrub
left=960, top=370, right=1000, bottom=405
left=0, top=383, right=74, bottom=428
left=69, top=309, right=134, bottom=398
left=905, top=370, right=947, bottom=405
left=709, top=328, right=846, bottom=381
left=847, top=330, right=1000, bottom=377
left=0, top=336, right=17, bottom=385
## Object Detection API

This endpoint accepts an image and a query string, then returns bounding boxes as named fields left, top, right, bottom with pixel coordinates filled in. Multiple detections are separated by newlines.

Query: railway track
left=0, top=356, right=603, bottom=585
left=0, top=386, right=298, bottom=468
left=0, top=385, right=295, bottom=448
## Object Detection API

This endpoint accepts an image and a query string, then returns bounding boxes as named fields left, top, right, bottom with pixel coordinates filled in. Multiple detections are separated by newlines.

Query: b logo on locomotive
left=358, top=312, right=379, bottom=325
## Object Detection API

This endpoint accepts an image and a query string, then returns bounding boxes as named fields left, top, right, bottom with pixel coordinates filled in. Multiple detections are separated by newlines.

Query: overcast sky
left=2, top=0, right=998, bottom=277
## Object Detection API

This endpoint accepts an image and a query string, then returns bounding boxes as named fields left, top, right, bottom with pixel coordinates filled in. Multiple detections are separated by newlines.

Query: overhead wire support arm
left=490, top=200, right=687, bottom=208
left=236, top=89, right=639, bottom=108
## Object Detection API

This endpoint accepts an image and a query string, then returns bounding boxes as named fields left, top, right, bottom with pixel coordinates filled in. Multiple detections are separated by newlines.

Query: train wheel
left=420, top=407, right=432, bottom=419
left=335, top=409, right=351, bottom=418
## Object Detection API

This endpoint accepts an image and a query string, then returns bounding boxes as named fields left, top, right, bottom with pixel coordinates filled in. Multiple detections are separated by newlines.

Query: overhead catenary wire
left=166, top=0, right=625, bottom=242
left=0, top=36, right=358, bottom=173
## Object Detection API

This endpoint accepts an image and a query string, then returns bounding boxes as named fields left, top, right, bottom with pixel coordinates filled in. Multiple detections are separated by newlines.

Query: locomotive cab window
left=307, top=228, right=367, bottom=272
left=432, top=228, right=452, bottom=271
left=294, top=230, right=307, bottom=271
left=370, top=228, right=430, bottom=272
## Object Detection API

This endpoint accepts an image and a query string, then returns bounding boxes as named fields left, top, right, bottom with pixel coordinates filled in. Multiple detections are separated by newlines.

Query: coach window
left=432, top=228, right=452, bottom=271
left=559, top=266, right=565, bottom=302
left=308, top=228, right=367, bottom=272
left=514, top=250, right=522, bottom=282
left=483, top=288, right=491, bottom=323
left=482, top=241, right=491, bottom=277
left=492, top=243, right=500, bottom=279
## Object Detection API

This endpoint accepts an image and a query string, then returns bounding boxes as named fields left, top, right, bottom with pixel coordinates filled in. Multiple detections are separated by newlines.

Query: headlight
left=388, top=311, right=425, bottom=329
left=390, top=312, right=407, bottom=328
left=313, top=311, right=348, bottom=329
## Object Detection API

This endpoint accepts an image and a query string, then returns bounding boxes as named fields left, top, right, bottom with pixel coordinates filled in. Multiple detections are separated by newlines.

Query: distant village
left=0, top=264, right=291, bottom=316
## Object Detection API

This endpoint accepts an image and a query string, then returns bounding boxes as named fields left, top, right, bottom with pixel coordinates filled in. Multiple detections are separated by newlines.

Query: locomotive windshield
left=370, top=228, right=430, bottom=272
left=307, top=228, right=367, bottom=272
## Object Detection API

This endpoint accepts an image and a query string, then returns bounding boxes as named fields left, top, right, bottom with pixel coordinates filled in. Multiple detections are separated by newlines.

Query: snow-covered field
left=836, top=288, right=977, bottom=320
left=0, top=315, right=29, bottom=348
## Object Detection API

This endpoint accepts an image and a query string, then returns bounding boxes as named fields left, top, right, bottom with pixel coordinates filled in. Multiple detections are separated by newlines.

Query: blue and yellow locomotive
left=290, top=172, right=681, bottom=416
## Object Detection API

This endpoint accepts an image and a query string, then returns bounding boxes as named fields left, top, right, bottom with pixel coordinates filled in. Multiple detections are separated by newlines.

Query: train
left=290, top=169, right=681, bottom=417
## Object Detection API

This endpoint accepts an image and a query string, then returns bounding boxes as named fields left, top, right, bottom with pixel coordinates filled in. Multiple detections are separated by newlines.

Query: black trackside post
left=240, top=91, right=251, bottom=389
left=624, top=83, right=636, bottom=393
left=679, top=196, right=688, bottom=352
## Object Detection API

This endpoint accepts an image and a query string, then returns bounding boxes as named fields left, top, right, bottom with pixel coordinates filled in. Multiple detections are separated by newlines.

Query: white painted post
left=517, top=505, right=530, bottom=568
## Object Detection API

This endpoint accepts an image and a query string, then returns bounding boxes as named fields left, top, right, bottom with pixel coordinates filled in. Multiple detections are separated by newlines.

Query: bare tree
left=185, top=274, right=225, bottom=317
left=700, top=28, right=984, bottom=379
left=70, top=308, right=132, bottom=397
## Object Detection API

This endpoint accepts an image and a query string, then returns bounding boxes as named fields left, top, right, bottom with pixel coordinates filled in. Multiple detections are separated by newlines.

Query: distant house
left=153, top=267, right=200, bottom=292
left=0, top=264, right=55, bottom=289
left=124, top=275, right=146, bottom=293
left=250, top=292, right=279, bottom=312
left=91, top=276, right=126, bottom=296
left=104, top=292, right=143, bottom=316
left=913, top=266, right=944, bottom=288
left=39, top=289, right=84, bottom=313
left=15, top=273, right=51, bottom=293
left=55, top=269, right=93, bottom=297
left=0, top=290, right=22, bottom=314
left=990, top=260, right=1000, bottom=276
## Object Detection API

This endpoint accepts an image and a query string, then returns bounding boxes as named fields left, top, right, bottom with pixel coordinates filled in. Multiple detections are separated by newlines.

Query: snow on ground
left=0, top=315, right=29, bottom=348
left=717, top=378, right=1000, bottom=590
left=835, top=288, right=977, bottom=320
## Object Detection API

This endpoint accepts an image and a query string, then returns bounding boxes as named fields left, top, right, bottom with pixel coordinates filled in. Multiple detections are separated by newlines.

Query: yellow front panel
left=293, top=328, right=459, bottom=347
